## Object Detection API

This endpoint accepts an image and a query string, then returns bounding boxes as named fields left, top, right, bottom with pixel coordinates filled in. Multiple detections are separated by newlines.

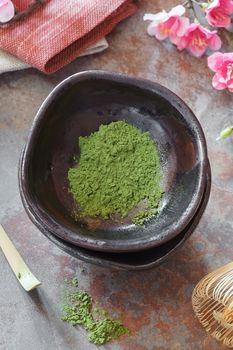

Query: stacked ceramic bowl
left=19, top=72, right=211, bottom=270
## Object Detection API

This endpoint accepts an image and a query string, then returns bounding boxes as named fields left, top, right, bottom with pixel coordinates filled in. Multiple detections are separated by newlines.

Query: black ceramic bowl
left=33, top=162, right=211, bottom=270
left=19, top=71, right=208, bottom=253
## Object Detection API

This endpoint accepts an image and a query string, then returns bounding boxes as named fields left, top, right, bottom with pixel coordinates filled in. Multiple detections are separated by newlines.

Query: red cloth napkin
left=0, top=0, right=137, bottom=74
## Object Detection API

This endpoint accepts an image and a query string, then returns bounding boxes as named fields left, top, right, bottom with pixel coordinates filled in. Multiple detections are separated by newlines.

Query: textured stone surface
left=0, top=1, right=233, bottom=349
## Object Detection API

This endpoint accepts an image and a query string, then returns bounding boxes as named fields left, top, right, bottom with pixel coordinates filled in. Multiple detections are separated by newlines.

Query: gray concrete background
left=1, top=1, right=233, bottom=349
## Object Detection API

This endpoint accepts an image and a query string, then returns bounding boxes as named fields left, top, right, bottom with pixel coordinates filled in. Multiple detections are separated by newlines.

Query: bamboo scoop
left=192, top=262, right=233, bottom=348
left=0, top=225, right=41, bottom=291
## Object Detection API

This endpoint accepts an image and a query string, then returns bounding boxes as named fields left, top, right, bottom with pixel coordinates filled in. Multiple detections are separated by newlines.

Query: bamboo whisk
left=192, top=262, right=233, bottom=348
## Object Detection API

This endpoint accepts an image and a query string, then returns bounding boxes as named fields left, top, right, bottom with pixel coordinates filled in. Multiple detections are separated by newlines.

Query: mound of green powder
left=61, top=284, right=129, bottom=345
left=68, top=121, right=163, bottom=224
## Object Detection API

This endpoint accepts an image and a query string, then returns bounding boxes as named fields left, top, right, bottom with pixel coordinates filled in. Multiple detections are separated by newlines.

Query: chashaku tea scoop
left=0, top=225, right=41, bottom=292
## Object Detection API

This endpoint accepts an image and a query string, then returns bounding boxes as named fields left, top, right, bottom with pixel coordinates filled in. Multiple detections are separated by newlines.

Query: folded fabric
left=0, top=0, right=137, bottom=74
left=0, top=38, right=108, bottom=74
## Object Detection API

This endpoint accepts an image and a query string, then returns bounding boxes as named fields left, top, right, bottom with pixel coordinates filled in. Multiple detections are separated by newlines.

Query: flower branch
left=216, top=126, right=233, bottom=140
left=144, top=0, right=233, bottom=93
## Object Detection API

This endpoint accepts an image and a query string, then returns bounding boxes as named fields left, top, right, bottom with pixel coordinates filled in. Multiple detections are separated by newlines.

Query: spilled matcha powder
left=68, top=121, right=163, bottom=224
left=61, top=280, right=129, bottom=345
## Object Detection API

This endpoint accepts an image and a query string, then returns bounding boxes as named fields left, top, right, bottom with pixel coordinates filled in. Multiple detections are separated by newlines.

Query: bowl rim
left=19, top=70, right=208, bottom=253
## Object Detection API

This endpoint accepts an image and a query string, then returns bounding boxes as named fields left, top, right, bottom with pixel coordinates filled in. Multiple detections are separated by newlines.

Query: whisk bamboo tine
left=192, top=262, right=233, bottom=348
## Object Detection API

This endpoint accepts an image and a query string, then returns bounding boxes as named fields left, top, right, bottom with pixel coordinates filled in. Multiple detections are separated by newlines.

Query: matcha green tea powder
left=61, top=290, right=129, bottom=345
left=68, top=121, right=163, bottom=224
left=61, top=281, right=130, bottom=345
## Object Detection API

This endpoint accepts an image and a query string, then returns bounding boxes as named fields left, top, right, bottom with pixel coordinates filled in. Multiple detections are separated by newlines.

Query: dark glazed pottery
left=19, top=71, right=208, bottom=253
left=23, top=162, right=211, bottom=270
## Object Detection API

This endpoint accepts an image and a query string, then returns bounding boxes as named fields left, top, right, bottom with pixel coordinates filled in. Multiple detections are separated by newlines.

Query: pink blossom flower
left=0, top=0, right=14, bottom=23
left=208, top=52, right=233, bottom=91
left=175, top=23, right=222, bottom=57
left=143, top=5, right=189, bottom=44
left=205, top=0, right=233, bottom=28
